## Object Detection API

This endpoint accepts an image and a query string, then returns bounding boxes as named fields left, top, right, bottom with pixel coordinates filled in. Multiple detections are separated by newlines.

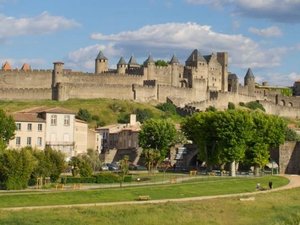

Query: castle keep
left=1, top=49, right=300, bottom=118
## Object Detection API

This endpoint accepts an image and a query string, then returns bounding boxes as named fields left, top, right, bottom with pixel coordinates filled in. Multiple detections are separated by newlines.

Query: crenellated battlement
left=1, top=48, right=299, bottom=118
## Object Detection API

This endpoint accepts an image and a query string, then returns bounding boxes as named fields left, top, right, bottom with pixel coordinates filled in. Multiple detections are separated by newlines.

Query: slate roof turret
left=128, top=55, right=139, bottom=66
left=169, top=54, right=179, bottom=64
left=117, top=57, right=126, bottom=65
left=143, top=55, right=155, bottom=65
left=245, top=68, right=255, bottom=79
left=186, top=49, right=206, bottom=63
left=96, top=51, right=108, bottom=60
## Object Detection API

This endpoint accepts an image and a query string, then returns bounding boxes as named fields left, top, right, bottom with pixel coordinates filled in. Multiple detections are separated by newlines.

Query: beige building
left=97, top=115, right=141, bottom=163
left=8, top=107, right=88, bottom=159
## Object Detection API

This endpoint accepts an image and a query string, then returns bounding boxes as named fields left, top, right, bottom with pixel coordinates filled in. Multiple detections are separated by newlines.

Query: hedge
left=61, top=173, right=132, bottom=184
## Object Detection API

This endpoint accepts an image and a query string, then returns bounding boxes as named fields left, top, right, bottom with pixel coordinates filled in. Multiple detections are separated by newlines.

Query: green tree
left=135, top=108, right=153, bottom=123
left=245, top=101, right=265, bottom=111
left=285, top=127, right=300, bottom=141
left=155, top=60, right=168, bottom=67
left=142, top=148, right=161, bottom=172
left=69, top=156, right=93, bottom=177
left=245, top=112, right=286, bottom=174
left=139, top=119, right=177, bottom=159
left=118, top=155, right=129, bottom=187
left=156, top=102, right=177, bottom=115
left=81, top=149, right=101, bottom=172
left=76, top=108, right=92, bottom=122
left=0, top=109, right=16, bottom=147
left=0, top=148, right=36, bottom=190
left=182, top=110, right=253, bottom=176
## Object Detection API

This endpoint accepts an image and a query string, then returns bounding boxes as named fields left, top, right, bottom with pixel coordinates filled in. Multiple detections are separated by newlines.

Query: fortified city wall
left=1, top=48, right=300, bottom=118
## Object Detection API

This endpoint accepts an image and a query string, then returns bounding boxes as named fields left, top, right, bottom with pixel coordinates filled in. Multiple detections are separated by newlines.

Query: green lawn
left=0, top=176, right=288, bottom=208
left=0, top=176, right=297, bottom=225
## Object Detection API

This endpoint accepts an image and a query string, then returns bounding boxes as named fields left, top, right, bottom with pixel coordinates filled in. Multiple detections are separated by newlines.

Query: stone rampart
left=260, top=101, right=300, bottom=118
left=0, top=88, right=52, bottom=100
left=60, top=83, right=134, bottom=101
left=272, top=141, right=300, bottom=174
left=0, top=71, right=52, bottom=88
left=158, top=85, right=196, bottom=104
left=133, top=84, right=157, bottom=102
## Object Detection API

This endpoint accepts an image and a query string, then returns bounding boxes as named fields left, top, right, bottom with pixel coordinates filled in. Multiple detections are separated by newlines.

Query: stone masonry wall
left=277, top=142, right=300, bottom=174
left=0, top=71, right=52, bottom=88
left=0, top=88, right=52, bottom=100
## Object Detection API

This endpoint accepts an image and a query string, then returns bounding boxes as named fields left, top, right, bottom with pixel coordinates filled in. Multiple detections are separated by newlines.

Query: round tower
left=95, top=51, right=108, bottom=74
left=117, top=57, right=127, bottom=74
left=52, top=61, right=64, bottom=87
left=143, top=55, right=155, bottom=80
left=169, top=54, right=180, bottom=87
left=244, top=68, right=255, bottom=96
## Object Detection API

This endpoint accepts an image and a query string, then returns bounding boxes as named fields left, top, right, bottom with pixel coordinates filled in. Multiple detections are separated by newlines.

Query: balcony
left=45, top=141, right=75, bottom=147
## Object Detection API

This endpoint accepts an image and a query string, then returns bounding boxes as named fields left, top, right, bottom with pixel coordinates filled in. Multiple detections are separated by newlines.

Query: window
left=16, top=123, right=21, bottom=131
left=27, top=123, right=32, bottom=131
left=37, top=137, right=42, bottom=146
left=64, top=115, right=70, bottom=126
left=16, top=137, right=21, bottom=146
left=27, top=137, right=32, bottom=146
left=51, top=115, right=57, bottom=126
left=38, top=124, right=43, bottom=131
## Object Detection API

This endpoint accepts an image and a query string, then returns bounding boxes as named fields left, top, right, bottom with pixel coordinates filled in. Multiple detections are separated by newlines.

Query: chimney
left=130, top=114, right=136, bottom=126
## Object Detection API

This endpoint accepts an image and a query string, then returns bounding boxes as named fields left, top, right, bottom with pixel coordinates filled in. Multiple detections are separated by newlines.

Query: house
left=8, top=107, right=88, bottom=159
left=96, top=114, right=141, bottom=163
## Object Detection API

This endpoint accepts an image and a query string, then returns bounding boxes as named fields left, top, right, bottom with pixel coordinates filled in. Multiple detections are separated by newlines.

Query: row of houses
left=8, top=106, right=141, bottom=162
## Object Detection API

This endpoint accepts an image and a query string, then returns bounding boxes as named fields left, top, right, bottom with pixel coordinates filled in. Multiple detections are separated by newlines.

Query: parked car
left=129, top=164, right=147, bottom=171
left=107, top=162, right=119, bottom=171
left=100, top=164, right=109, bottom=171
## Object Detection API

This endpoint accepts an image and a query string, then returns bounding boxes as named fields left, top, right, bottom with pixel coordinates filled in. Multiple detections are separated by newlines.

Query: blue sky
left=1, top=0, right=300, bottom=86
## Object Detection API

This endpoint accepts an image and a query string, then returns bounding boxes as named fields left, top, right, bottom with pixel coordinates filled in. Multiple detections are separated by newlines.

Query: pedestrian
left=269, top=181, right=273, bottom=189
left=256, top=183, right=261, bottom=190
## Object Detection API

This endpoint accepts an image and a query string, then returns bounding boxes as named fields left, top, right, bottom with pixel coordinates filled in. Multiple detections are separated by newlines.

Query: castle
left=1, top=49, right=300, bottom=118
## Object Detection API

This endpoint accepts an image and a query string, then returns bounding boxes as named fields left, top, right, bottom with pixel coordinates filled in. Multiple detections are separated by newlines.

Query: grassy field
left=0, top=176, right=297, bottom=225
left=0, top=98, right=183, bottom=126
left=0, top=176, right=287, bottom=208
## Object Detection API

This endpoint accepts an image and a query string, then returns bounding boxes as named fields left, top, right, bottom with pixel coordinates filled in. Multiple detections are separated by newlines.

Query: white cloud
left=249, top=26, right=282, bottom=37
left=186, top=0, right=300, bottom=23
left=89, top=22, right=286, bottom=70
left=0, top=11, right=80, bottom=39
left=66, top=44, right=123, bottom=71
left=256, top=71, right=300, bottom=86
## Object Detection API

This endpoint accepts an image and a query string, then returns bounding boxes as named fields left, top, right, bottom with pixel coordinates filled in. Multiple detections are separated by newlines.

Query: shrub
left=156, top=102, right=177, bottom=115
left=245, top=101, right=265, bottom=111
left=228, top=102, right=235, bottom=110
left=77, top=108, right=92, bottom=122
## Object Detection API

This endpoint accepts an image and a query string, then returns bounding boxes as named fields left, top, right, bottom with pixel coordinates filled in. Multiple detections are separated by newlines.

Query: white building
left=8, top=107, right=88, bottom=159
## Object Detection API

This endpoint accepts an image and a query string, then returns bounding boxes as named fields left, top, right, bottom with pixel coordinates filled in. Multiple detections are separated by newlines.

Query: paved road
left=1, top=175, right=300, bottom=211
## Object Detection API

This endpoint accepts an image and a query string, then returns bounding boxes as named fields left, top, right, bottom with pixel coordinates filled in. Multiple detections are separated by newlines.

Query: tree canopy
left=181, top=110, right=287, bottom=175
left=0, top=109, right=16, bottom=147
left=139, top=119, right=177, bottom=159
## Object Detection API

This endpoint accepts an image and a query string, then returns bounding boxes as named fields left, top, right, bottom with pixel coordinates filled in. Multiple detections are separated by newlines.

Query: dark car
left=129, top=164, right=147, bottom=171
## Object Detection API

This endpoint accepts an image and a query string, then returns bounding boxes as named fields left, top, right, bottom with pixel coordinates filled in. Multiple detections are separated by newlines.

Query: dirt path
left=1, top=175, right=300, bottom=211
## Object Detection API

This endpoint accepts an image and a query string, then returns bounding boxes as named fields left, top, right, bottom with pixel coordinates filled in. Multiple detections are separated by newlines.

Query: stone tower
left=95, top=51, right=108, bottom=74
left=117, top=57, right=127, bottom=74
left=52, top=61, right=64, bottom=87
left=143, top=55, right=155, bottom=80
left=228, top=73, right=238, bottom=93
left=169, top=54, right=180, bottom=87
left=244, top=68, right=255, bottom=96
left=217, top=52, right=228, bottom=92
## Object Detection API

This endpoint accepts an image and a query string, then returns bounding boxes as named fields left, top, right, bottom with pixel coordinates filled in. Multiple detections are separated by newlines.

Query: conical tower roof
left=96, top=51, right=108, bottom=60
left=143, top=55, right=155, bottom=65
left=117, top=57, right=126, bottom=65
left=186, top=49, right=206, bottom=63
left=169, top=54, right=179, bottom=64
left=128, top=55, right=139, bottom=65
left=21, top=63, right=31, bottom=71
left=245, top=68, right=255, bottom=79
left=2, top=61, right=11, bottom=71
